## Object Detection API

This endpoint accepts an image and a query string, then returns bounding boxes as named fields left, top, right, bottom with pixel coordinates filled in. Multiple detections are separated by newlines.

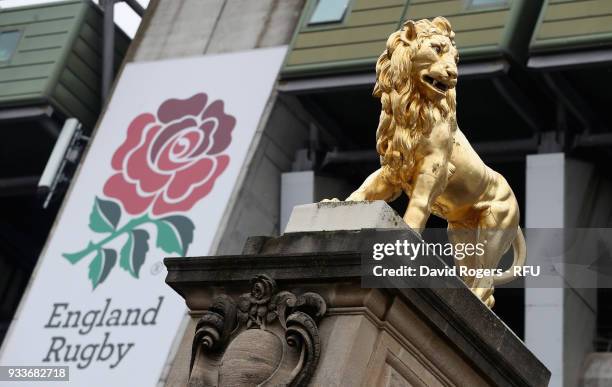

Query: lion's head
left=374, top=17, right=458, bottom=178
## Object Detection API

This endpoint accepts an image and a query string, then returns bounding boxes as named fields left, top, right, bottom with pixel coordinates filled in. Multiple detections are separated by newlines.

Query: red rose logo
left=104, top=92, right=235, bottom=216
left=64, top=93, right=235, bottom=289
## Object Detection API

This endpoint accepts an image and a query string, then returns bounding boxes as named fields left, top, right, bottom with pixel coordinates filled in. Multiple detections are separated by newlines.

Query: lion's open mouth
left=423, top=75, right=450, bottom=93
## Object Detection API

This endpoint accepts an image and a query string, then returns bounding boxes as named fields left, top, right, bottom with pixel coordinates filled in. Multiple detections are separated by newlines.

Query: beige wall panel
left=288, top=26, right=502, bottom=66
left=0, top=79, right=48, bottom=96
left=455, top=27, right=503, bottom=47
left=445, top=10, right=509, bottom=31
left=408, top=0, right=488, bottom=18
left=545, top=0, right=612, bottom=21
left=0, top=63, right=55, bottom=80
left=8, top=47, right=62, bottom=67
left=286, top=40, right=383, bottom=65
left=294, top=15, right=508, bottom=51
left=538, top=14, right=612, bottom=39
left=345, top=6, right=406, bottom=27
left=353, top=0, right=406, bottom=11
left=295, top=23, right=396, bottom=48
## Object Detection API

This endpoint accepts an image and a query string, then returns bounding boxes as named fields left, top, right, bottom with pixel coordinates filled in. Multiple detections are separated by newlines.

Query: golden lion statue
left=343, top=17, right=526, bottom=307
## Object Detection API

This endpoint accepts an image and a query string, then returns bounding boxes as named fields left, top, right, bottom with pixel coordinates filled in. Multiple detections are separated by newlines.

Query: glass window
left=308, top=0, right=350, bottom=26
left=0, top=30, right=21, bottom=62
left=467, top=0, right=508, bottom=9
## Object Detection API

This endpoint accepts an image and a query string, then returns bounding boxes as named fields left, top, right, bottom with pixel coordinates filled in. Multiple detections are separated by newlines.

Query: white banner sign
left=0, top=46, right=286, bottom=386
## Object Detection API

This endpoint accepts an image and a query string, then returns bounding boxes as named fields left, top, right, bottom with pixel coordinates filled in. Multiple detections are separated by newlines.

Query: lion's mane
left=374, top=18, right=457, bottom=184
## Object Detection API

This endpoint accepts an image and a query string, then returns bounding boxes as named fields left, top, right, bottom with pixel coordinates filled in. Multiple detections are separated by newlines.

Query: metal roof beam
left=321, top=138, right=538, bottom=167
left=0, top=176, right=40, bottom=197
left=574, top=133, right=612, bottom=148
left=278, top=60, right=509, bottom=94
left=297, top=95, right=357, bottom=149
left=492, top=77, right=545, bottom=134
left=542, top=72, right=602, bottom=133
left=101, top=0, right=115, bottom=104
left=528, top=49, right=612, bottom=71
left=0, top=105, right=53, bottom=122
left=278, top=73, right=374, bottom=94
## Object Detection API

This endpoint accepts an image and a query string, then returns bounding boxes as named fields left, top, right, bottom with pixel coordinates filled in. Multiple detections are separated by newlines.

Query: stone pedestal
left=164, top=202, right=550, bottom=387
left=284, top=201, right=409, bottom=233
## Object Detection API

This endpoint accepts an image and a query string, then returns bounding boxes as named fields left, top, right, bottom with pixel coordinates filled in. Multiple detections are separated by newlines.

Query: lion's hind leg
left=448, top=219, right=497, bottom=308
left=447, top=221, right=492, bottom=302
left=472, top=200, right=519, bottom=307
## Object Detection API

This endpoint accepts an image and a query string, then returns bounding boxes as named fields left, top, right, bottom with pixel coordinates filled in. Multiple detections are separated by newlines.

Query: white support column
left=526, top=153, right=602, bottom=387
left=280, top=171, right=354, bottom=232
left=526, top=153, right=565, bottom=387
left=281, top=171, right=315, bottom=232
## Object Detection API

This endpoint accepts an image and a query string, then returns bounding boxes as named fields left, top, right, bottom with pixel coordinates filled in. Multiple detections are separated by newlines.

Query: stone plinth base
left=164, top=203, right=550, bottom=387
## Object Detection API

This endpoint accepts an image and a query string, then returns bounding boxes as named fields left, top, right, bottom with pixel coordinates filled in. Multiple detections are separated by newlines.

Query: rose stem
left=64, top=214, right=151, bottom=264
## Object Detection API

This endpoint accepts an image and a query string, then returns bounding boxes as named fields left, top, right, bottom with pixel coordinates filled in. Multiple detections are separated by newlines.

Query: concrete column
left=526, top=153, right=606, bottom=387
left=525, top=153, right=565, bottom=387
left=281, top=171, right=315, bottom=231
left=281, top=171, right=353, bottom=232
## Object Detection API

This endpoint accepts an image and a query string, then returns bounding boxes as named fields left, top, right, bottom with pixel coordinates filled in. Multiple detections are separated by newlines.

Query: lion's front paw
left=320, top=198, right=341, bottom=203
left=346, top=192, right=367, bottom=202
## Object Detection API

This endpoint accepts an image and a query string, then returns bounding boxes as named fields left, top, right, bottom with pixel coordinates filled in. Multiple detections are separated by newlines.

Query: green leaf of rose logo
left=119, top=229, right=150, bottom=278
left=89, top=197, right=121, bottom=233
left=63, top=93, right=235, bottom=289
left=155, top=216, right=195, bottom=256
left=89, top=249, right=117, bottom=289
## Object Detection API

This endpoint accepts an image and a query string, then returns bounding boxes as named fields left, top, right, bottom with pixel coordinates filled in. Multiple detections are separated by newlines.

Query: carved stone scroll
left=188, top=274, right=326, bottom=387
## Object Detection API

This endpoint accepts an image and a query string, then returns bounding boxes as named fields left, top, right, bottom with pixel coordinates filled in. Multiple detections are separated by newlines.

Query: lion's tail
left=493, top=227, right=526, bottom=286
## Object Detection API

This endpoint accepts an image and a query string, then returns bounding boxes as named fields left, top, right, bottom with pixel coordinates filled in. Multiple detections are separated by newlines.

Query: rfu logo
left=513, top=266, right=540, bottom=277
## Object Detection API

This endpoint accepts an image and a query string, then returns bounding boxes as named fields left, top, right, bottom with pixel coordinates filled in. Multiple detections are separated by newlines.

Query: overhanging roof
left=279, top=59, right=509, bottom=93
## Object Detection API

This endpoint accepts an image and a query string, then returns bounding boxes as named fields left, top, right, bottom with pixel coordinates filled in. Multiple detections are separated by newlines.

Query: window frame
left=465, top=0, right=510, bottom=11
left=0, top=29, right=23, bottom=64
left=306, top=0, right=352, bottom=27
